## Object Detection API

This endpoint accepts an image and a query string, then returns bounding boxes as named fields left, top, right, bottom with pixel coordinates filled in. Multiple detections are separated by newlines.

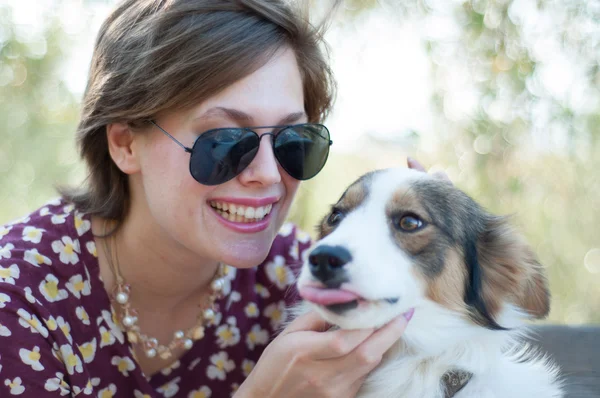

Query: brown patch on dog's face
left=386, top=182, right=468, bottom=313
left=424, top=248, right=468, bottom=312
left=391, top=178, right=550, bottom=326
left=318, top=172, right=375, bottom=239
left=386, top=187, right=454, bottom=278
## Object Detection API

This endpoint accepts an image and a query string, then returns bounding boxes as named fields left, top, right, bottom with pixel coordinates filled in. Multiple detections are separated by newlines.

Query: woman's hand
left=235, top=310, right=411, bottom=398
left=407, top=157, right=451, bottom=182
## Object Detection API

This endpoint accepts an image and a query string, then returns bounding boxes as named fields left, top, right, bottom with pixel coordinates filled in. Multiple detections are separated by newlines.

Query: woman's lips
left=210, top=204, right=274, bottom=233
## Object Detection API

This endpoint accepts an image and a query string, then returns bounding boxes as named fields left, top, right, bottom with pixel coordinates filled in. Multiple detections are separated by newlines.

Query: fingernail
left=403, top=308, right=415, bottom=322
left=407, top=156, right=415, bottom=164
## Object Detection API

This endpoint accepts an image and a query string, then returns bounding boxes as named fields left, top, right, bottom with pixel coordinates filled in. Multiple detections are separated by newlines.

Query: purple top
left=0, top=198, right=311, bottom=397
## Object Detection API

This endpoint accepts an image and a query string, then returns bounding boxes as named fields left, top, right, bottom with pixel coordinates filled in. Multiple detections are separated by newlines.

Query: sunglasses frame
left=149, top=120, right=333, bottom=184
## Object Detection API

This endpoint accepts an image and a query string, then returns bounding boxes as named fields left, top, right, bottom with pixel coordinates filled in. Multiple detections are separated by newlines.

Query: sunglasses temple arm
left=150, top=120, right=193, bottom=153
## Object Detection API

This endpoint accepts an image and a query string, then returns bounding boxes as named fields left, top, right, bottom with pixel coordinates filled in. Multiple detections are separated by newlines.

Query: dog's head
left=297, top=168, right=550, bottom=333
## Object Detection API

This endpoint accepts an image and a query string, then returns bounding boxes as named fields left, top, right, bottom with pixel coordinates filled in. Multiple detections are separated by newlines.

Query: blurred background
left=0, top=0, right=598, bottom=324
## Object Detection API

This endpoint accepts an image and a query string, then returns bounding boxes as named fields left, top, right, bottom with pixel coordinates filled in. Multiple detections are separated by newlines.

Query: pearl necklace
left=103, top=235, right=227, bottom=359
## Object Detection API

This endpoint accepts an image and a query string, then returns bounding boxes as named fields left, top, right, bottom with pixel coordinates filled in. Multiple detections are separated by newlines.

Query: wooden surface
left=529, top=325, right=600, bottom=397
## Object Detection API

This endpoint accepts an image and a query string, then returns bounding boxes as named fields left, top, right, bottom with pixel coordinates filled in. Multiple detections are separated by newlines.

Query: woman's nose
left=237, top=134, right=282, bottom=186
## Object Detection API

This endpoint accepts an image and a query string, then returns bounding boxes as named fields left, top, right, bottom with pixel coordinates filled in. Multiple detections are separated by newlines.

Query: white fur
left=295, top=168, right=563, bottom=398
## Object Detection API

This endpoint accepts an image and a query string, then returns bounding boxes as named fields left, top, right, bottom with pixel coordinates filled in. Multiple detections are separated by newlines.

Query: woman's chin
left=217, top=243, right=273, bottom=269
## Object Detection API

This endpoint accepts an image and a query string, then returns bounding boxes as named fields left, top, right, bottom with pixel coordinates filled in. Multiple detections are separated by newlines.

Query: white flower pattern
left=111, top=355, right=135, bottom=377
left=0, top=263, right=19, bottom=284
left=215, top=322, right=241, bottom=349
left=65, top=273, right=91, bottom=298
left=17, top=309, right=49, bottom=337
left=0, top=243, right=14, bottom=259
left=265, top=255, right=295, bottom=289
left=44, top=372, right=70, bottom=395
left=19, top=346, right=44, bottom=371
left=50, top=214, right=67, bottom=225
left=206, top=352, right=235, bottom=381
left=58, top=344, right=83, bottom=375
left=51, top=237, right=80, bottom=265
left=246, top=324, right=269, bottom=350
left=0, top=323, right=11, bottom=337
left=0, top=226, right=12, bottom=240
left=39, top=274, right=68, bottom=302
left=0, top=293, right=10, bottom=309
left=4, top=377, right=25, bottom=395
left=22, top=227, right=45, bottom=244
left=76, top=306, right=90, bottom=325
left=23, top=248, right=52, bottom=267
left=23, top=287, right=37, bottom=304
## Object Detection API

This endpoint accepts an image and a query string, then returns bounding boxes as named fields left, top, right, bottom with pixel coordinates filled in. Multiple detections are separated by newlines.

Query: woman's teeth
left=210, top=201, right=273, bottom=223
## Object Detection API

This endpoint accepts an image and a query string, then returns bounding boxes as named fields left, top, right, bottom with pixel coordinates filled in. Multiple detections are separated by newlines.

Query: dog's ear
left=467, top=215, right=550, bottom=327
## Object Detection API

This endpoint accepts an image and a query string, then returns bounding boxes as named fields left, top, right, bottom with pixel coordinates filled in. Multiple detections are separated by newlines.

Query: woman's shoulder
left=0, top=199, right=124, bottom=393
left=0, top=197, right=100, bottom=310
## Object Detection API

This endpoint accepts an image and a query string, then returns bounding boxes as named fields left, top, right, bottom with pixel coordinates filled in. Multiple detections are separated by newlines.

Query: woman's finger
left=347, top=313, right=411, bottom=370
left=407, top=157, right=427, bottom=172
left=408, top=158, right=453, bottom=184
left=280, top=310, right=331, bottom=335
left=312, top=327, right=375, bottom=360
left=280, top=311, right=375, bottom=360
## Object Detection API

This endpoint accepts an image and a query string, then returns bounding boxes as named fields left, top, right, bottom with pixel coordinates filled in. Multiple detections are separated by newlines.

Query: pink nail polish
left=403, top=308, right=415, bottom=322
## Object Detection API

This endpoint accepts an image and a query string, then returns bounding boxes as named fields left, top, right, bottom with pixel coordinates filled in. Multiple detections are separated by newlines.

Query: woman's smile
left=208, top=196, right=280, bottom=233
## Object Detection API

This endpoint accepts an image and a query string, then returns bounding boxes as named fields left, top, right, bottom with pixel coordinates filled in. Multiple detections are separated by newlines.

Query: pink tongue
left=299, top=286, right=362, bottom=305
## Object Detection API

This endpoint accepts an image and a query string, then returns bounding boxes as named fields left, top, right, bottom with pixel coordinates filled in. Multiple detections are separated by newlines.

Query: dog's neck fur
left=292, top=295, right=561, bottom=397
left=356, top=302, right=560, bottom=398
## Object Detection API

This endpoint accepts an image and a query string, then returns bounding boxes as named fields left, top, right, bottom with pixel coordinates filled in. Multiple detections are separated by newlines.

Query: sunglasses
left=150, top=121, right=332, bottom=186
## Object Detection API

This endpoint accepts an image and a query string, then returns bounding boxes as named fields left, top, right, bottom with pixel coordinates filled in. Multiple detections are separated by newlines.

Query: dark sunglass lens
left=273, top=124, right=330, bottom=180
left=190, top=129, right=259, bottom=185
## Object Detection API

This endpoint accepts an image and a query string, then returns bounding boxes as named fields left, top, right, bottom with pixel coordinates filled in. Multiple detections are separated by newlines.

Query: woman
left=0, top=1, right=417, bottom=396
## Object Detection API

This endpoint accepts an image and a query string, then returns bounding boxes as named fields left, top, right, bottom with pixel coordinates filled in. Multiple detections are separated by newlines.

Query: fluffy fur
left=295, top=168, right=563, bottom=398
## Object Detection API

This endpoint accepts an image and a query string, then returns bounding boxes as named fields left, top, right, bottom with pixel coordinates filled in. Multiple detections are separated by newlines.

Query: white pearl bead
left=122, top=316, right=135, bottom=327
left=116, top=292, right=129, bottom=304
left=174, top=330, right=184, bottom=339
left=146, top=348, right=157, bottom=358
left=183, top=339, right=193, bottom=350
left=211, top=278, right=224, bottom=291
left=203, top=308, right=215, bottom=320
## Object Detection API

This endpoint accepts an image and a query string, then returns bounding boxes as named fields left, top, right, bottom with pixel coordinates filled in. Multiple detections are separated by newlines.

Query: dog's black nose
left=308, top=245, right=352, bottom=288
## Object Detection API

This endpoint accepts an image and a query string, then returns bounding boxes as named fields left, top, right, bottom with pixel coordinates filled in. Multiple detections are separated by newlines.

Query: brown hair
left=61, top=0, right=336, bottom=221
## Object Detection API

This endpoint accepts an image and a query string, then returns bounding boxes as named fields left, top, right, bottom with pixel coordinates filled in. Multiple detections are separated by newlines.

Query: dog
left=296, top=167, right=563, bottom=398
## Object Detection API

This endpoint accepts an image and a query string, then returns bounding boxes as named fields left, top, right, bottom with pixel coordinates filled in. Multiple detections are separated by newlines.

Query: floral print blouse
left=0, top=198, right=312, bottom=397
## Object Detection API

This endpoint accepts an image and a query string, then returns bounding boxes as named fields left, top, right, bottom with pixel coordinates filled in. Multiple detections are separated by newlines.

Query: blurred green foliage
left=0, top=5, right=82, bottom=220
left=1, top=0, right=599, bottom=324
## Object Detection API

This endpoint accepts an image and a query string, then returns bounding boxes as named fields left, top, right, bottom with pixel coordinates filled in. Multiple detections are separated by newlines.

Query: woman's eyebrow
left=194, top=107, right=307, bottom=125
left=278, top=111, right=307, bottom=125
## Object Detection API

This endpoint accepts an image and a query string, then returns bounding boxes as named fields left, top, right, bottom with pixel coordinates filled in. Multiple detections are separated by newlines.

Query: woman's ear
left=106, top=122, right=141, bottom=175
left=477, top=216, right=551, bottom=320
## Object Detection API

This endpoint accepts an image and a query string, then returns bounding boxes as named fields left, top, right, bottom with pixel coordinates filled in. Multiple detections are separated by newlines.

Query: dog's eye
left=327, top=209, right=344, bottom=226
left=395, top=215, right=424, bottom=232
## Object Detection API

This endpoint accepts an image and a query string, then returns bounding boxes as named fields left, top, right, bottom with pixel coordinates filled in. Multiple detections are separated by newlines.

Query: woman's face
left=133, top=48, right=306, bottom=268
